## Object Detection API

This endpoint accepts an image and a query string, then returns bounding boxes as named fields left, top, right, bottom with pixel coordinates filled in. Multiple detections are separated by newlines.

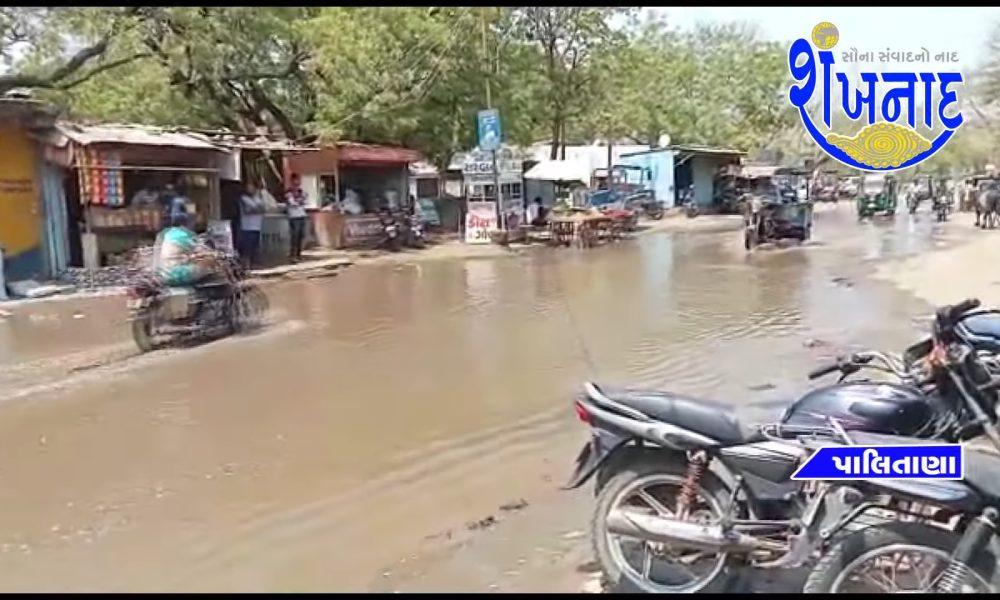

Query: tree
left=0, top=7, right=147, bottom=95
left=508, top=7, right=634, bottom=159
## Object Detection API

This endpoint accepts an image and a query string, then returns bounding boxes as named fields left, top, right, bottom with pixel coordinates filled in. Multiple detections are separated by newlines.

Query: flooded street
left=0, top=204, right=969, bottom=591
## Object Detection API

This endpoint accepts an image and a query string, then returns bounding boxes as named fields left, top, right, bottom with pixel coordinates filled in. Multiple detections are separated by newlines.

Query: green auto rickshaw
left=856, top=173, right=898, bottom=219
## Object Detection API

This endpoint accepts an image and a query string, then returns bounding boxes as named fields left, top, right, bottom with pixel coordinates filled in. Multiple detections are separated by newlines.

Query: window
left=501, top=182, right=523, bottom=201
left=416, top=177, right=439, bottom=199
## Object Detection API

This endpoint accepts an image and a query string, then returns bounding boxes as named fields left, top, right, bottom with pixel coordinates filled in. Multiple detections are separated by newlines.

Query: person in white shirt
left=239, top=181, right=265, bottom=268
left=284, top=173, right=309, bottom=262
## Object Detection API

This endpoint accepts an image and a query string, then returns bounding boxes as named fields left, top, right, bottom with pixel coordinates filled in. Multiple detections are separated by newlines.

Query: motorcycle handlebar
left=808, top=363, right=841, bottom=380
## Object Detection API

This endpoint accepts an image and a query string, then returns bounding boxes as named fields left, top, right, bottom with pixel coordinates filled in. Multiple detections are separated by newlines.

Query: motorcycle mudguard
left=563, top=428, right=629, bottom=490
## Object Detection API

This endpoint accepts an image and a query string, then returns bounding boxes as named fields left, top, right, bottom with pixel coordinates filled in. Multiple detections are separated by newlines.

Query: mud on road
left=0, top=203, right=973, bottom=591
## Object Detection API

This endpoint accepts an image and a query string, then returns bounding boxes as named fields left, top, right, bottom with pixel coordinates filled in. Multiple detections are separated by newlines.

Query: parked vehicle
left=811, top=170, right=840, bottom=203
left=565, top=299, right=1000, bottom=593
left=837, top=176, right=860, bottom=200
left=802, top=429, right=1000, bottom=593
left=589, top=165, right=663, bottom=222
left=379, top=210, right=403, bottom=252
left=856, top=173, right=898, bottom=219
left=406, top=213, right=426, bottom=249
left=127, top=247, right=266, bottom=353
left=743, top=167, right=813, bottom=249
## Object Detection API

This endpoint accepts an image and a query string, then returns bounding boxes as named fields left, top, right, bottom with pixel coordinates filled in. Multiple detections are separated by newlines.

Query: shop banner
left=465, top=201, right=497, bottom=244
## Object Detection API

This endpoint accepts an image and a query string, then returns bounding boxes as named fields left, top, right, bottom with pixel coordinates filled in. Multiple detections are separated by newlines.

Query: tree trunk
left=607, top=137, right=613, bottom=172
left=559, top=121, right=567, bottom=160
left=550, top=116, right=561, bottom=160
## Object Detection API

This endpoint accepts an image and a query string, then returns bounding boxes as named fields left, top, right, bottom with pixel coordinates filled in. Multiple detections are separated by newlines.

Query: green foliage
left=2, top=6, right=798, bottom=161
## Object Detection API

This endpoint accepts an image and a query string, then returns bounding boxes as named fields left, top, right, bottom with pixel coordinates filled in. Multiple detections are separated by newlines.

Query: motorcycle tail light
left=574, top=401, right=592, bottom=425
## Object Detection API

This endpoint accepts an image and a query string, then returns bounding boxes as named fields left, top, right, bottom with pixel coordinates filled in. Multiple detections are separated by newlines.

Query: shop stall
left=461, top=145, right=527, bottom=232
left=44, top=123, right=227, bottom=269
left=285, top=142, right=421, bottom=249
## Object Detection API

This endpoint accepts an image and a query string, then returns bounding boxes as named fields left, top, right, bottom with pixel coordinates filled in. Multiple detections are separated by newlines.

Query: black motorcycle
left=127, top=249, right=267, bottom=353
left=801, top=428, right=1000, bottom=593
left=566, top=299, right=999, bottom=593
left=406, top=213, right=426, bottom=249
left=379, top=211, right=403, bottom=252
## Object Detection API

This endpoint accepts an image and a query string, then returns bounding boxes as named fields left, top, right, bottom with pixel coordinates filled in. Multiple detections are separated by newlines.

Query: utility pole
left=480, top=8, right=505, bottom=231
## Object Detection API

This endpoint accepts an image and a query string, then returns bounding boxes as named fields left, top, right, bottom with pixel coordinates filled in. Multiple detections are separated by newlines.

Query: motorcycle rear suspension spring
left=677, top=452, right=708, bottom=515
left=935, top=560, right=978, bottom=593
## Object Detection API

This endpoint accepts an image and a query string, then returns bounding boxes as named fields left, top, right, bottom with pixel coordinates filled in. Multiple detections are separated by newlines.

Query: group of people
left=237, top=173, right=309, bottom=268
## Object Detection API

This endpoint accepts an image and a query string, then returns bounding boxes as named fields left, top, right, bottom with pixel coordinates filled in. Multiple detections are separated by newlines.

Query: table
left=548, top=213, right=614, bottom=248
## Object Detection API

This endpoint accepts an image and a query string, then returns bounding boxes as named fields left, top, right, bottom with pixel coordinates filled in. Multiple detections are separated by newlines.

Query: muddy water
left=0, top=204, right=960, bottom=591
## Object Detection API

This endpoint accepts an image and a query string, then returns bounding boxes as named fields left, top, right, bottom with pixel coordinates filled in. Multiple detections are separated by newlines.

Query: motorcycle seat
left=594, top=385, right=758, bottom=446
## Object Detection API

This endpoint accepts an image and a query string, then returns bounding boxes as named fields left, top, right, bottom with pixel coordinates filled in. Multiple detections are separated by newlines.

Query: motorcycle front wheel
left=804, top=521, right=999, bottom=593
left=131, top=310, right=166, bottom=353
left=591, top=455, right=740, bottom=593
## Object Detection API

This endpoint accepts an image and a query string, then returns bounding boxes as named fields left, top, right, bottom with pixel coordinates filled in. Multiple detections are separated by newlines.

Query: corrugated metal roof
left=55, top=122, right=223, bottom=151
left=669, top=144, right=746, bottom=156
left=523, top=159, right=590, bottom=184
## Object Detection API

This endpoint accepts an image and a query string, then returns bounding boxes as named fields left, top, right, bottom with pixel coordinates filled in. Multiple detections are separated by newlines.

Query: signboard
left=343, top=214, right=385, bottom=247
left=465, top=201, right=497, bottom=244
left=462, top=148, right=522, bottom=180
left=477, top=109, right=501, bottom=151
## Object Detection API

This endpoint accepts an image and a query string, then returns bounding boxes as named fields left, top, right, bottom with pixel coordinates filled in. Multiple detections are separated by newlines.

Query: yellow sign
left=0, top=125, right=41, bottom=257
left=812, top=22, right=839, bottom=50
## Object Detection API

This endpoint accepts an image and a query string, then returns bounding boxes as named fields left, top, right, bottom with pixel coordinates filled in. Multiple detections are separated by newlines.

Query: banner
left=465, top=201, right=497, bottom=244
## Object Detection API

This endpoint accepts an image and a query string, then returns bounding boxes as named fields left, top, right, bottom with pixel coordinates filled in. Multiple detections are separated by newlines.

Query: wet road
left=0, top=204, right=966, bottom=591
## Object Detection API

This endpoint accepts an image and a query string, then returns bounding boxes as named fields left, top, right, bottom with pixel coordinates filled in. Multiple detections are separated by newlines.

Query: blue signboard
left=477, top=109, right=502, bottom=151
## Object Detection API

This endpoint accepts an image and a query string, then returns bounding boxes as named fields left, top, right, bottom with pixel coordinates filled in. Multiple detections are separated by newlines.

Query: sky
left=649, top=6, right=1000, bottom=71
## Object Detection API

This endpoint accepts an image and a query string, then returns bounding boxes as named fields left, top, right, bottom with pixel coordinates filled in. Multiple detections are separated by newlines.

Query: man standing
left=284, top=173, right=309, bottom=262
left=239, top=181, right=264, bottom=269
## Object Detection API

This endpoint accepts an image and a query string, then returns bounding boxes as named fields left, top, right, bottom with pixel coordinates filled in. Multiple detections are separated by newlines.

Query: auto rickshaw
left=743, top=166, right=813, bottom=250
left=856, top=173, right=898, bottom=219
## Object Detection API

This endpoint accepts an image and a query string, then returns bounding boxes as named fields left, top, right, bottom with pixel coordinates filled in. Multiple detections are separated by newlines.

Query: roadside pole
left=480, top=9, right=505, bottom=232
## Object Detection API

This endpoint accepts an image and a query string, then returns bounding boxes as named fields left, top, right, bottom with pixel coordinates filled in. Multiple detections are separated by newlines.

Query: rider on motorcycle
left=152, top=211, right=224, bottom=287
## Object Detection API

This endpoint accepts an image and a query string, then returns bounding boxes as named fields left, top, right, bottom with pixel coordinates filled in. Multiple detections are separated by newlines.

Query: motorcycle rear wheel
left=591, top=455, right=740, bottom=593
left=804, top=521, right=999, bottom=593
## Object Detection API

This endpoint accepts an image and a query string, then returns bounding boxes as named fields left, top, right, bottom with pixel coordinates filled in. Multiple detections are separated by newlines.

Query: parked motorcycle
left=801, top=429, right=1000, bottom=593
left=127, top=249, right=267, bottom=353
left=406, top=213, right=426, bottom=249
left=565, top=298, right=999, bottom=592
left=379, top=211, right=403, bottom=252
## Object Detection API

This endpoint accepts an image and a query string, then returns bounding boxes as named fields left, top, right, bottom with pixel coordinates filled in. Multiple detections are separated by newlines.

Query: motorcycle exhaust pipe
left=606, top=508, right=783, bottom=553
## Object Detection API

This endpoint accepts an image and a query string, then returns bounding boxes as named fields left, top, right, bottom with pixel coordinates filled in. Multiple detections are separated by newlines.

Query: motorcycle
left=379, top=211, right=403, bottom=252
left=933, top=194, right=952, bottom=222
left=680, top=186, right=698, bottom=218
left=406, top=213, right=426, bottom=249
left=127, top=246, right=267, bottom=353
left=565, top=299, right=1000, bottom=592
left=799, top=429, right=1000, bottom=593
left=803, top=306, right=1000, bottom=593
